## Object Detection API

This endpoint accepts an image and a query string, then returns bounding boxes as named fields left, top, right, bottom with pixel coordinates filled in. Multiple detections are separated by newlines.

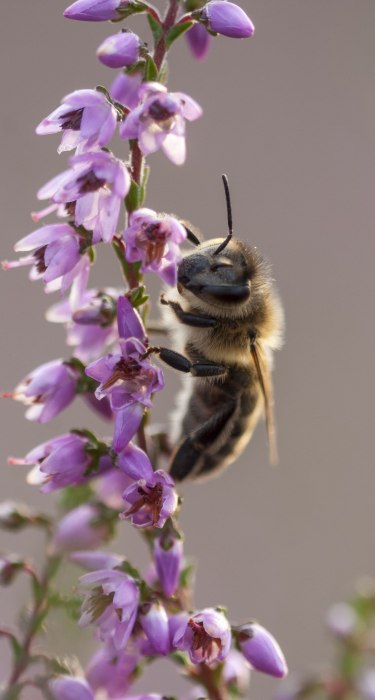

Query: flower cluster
left=0, top=1, right=291, bottom=698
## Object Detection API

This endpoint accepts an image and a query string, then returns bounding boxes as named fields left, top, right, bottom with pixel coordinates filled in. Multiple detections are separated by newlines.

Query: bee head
left=177, top=175, right=270, bottom=311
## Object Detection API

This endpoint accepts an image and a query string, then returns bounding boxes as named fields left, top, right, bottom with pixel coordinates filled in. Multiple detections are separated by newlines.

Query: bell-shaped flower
left=53, top=504, right=112, bottom=552
left=47, top=286, right=119, bottom=362
left=359, top=670, right=375, bottom=700
left=118, top=443, right=178, bottom=528
left=200, top=1, right=254, bottom=38
left=10, top=432, right=111, bottom=492
left=5, top=360, right=77, bottom=423
left=185, top=23, right=212, bottom=60
left=154, top=530, right=183, bottom=597
left=110, top=70, right=143, bottom=110
left=97, top=30, right=141, bottom=69
left=64, top=0, right=130, bottom=21
left=70, top=550, right=123, bottom=571
left=223, top=649, right=251, bottom=694
left=120, top=82, right=202, bottom=165
left=79, top=568, right=140, bottom=650
left=86, top=639, right=140, bottom=698
left=38, top=151, right=130, bottom=243
left=174, top=607, right=231, bottom=664
left=124, top=208, right=186, bottom=286
left=139, top=601, right=170, bottom=656
left=3, top=223, right=89, bottom=294
left=50, top=676, right=94, bottom=700
left=237, top=622, right=288, bottom=678
left=86, top=297, right=164, bottom=452
left=36, top=89, right=117, bottom=153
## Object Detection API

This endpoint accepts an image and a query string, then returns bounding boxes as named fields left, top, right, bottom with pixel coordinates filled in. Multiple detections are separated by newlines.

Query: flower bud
left=201, top=1, right=254, bottom=39
left=237, top=622, right=288, bottom=678
left=53, top=505, right=112, bottom=552
left=64, top=0, right=127, bottom=21
left=140, top=601, right=170, bottom=655
left=0, top=501, right=49, bottom=531
left=97, top=30, right=141, bottom=69
left=154, top=532, right=183, bottom=597
left=223, top=649, right=251, bottom=694
left=360, top=669, right=375, bottom=700
left=326, top=602, right=357, bottom=638
left=69, top=550, right=123, bottom=571
left=0, top=554, right=26, bottom=585
left=185, top=23, right=212, bottom=60
left=50, top=675, right=94, bottom=700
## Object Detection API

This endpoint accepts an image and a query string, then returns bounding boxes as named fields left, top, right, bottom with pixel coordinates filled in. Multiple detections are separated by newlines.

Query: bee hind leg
left=169, top=399, right=237, bottom=481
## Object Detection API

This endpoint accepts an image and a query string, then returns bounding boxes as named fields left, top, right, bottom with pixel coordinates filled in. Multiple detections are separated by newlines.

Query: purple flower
left=70, top=550, right=123, bottom=571
left=139, top=601, right=170, bottom=655
left=185, top=23, right=212, bottom=60
left=36, top=89, right=117, bottom=153
left=200, top=1, right=255, bottom=39
left=237, top=622, right=288, bottom=678
left=50, top=676, right=94, bottom=700
left=3, top=224, right=88, bottom=294
left=86, top=297, right=164, bottom=452
left=110, top=70, right=143, bottom=110
left=326, top=602, right=357, bottom=638
left=38, top=151, right=130, bottom=243
left=86, top=639, right=140, bottom=698
left=10, top=432, right=111, bottom=492
left=223, top=649, right=251, bottom=694
left=359, top=670, right=375, bottom=700
left=53, top=504, right=112, bottom=552
left=124, top=208, right=186, bottom=286
left=79, top=568, right=139, bottom=650
left=120, top=82, right=202, bottom=165
left=47, top=287, right=119, bottom=362
left=154, top=531, right=183, bottom=597
left=174, top=608, right=231, bottom=664
left=94, top=467, right=133, bottom=509
left=97, top=30, right=141, bottom=69
left=64, top=0, right=129, bottom=21
left=5, top=360, right=77, bottom=423
left=119, top=443, right=178, bottom=528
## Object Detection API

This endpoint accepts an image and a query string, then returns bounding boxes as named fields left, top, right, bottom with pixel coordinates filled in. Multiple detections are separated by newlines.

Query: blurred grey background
left=1, top=1, right=375, bottom=697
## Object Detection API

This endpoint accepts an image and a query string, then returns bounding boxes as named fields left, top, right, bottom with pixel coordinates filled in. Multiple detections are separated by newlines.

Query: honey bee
left=154, top=175, right=284, bottom=481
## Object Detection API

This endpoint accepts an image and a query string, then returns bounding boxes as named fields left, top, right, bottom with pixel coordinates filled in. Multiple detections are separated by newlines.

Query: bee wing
left=250, top=341, right=278, bottom=465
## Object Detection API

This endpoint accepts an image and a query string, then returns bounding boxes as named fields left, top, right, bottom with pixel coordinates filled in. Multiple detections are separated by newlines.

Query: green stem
left=5, top=553, right=61, bottom=691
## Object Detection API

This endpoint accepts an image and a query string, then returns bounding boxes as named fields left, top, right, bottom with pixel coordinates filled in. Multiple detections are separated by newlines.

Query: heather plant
left=0, top=1, right=291, bottom=699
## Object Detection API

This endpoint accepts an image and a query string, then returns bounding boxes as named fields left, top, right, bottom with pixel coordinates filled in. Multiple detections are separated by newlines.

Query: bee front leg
left=160, top=294, right=217, bottom=328
left=146, top=346, right=227, bottom=378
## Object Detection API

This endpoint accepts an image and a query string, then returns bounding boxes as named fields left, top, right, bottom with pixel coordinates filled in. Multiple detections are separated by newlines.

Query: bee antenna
left=214, top=174, right=233, bottom=256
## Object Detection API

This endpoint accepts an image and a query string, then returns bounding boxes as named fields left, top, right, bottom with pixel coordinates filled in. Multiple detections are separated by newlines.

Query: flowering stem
left=188, top=662, right=228, bottom=700
left=5, top=552, right=61, bottom=691
left=130, top=140, right=144, bottom=188
left=154, top=0, right=180, bottom=71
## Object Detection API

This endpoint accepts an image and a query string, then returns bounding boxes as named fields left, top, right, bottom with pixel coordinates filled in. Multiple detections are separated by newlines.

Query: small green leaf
left=9, top=635, right=22, bottom=663
left=129, top=285, right=149, bottom=308
left=59, top=484, right=94, bottom=511
left=125, top=179, right=141, bottom=213
left=170, top=651, right=189, bottom=667
left=31, top=575, right=44, bottom=605
left=179, top=563, right=195, bottom=589
left=117, top=560, right=142, bottom=581
left=147, top=12, right=163, bottom=44
left=144, top=55, right=159, bottom=82
left=166, top=21, right=193, bottom=49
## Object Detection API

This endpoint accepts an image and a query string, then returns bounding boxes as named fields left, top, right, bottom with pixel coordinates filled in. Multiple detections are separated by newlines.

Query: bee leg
left=170, top=400, right=236, bottom=481
left=160, top=295, right=217, bottom=328
left=157, top=347, right=226, bottom=377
